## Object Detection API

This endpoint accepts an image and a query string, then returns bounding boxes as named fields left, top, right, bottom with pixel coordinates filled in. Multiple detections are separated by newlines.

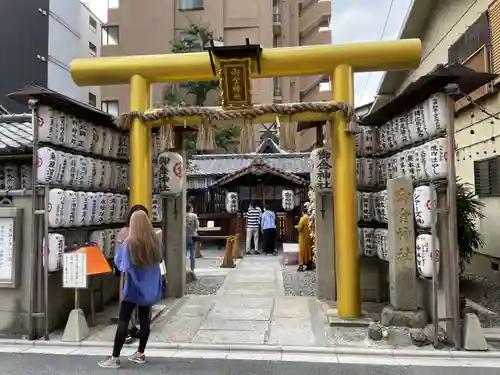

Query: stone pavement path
left=150, top=254, right=330, bottom=346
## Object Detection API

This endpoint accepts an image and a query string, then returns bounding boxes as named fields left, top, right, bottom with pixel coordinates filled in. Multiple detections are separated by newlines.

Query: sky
left=85, top=0, right=413, bottom=108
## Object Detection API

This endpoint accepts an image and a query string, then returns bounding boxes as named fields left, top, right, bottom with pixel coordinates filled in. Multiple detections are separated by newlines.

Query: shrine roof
left=0, top=113, right=33, bottom=157
left=188, top=151, right=311, bottom=177
left=211, top=156, right=309, bottom=187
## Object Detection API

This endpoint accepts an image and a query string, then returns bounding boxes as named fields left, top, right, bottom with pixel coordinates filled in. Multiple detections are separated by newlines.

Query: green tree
left=163, top=23, right=240, bottom=157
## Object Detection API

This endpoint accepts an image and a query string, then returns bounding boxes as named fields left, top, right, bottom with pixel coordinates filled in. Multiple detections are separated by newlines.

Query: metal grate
left=474, top=156, right=500, bottom=196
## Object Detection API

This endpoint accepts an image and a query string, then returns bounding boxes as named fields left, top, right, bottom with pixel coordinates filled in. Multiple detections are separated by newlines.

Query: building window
left=102, top=25, right=119, bottom=46
left=474, top=156, right=500, bottom=197
left=101, top=100, right=119, bottom=116
left=179, top=0, right=204, bottom=11
left=89, top=16, right=97, bottom=33
left=319, top=76, right=331, bottom=92
left=89, top=42, right=97, bottom=56
left=88, top=93, right=97, bottom=107
left=318, top=18, right=330, bottom=32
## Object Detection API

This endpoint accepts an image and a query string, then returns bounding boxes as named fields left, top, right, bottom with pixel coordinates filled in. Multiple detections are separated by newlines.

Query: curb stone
left=0, top=338, right=499, bottom=359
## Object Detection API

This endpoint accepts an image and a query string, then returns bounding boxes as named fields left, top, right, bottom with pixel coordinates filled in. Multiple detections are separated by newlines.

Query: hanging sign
left=225, top=192, right=238, bottom=214
left=219, top=58, right=252, bottom=109
left=310, top=147, right=332, bottom=193
left=282, top=189, right=294, bottom=211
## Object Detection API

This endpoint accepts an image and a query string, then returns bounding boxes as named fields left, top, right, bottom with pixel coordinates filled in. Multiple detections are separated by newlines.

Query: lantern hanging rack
left=207, top=38, right=263, bottom=76
left=116, top=101, right=359, bottom=133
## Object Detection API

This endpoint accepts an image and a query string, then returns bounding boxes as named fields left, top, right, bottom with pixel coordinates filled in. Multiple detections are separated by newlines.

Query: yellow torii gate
left=70, top=39, right=421, bottom=318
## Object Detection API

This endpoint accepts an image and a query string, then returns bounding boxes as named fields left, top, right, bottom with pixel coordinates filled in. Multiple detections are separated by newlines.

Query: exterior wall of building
left=100, top=0, right=331, bottom=150
left=386, top=0, right=500, bottom=261
left=79, top=3, right=102, bottom=107
left=47, top=0, right=81, bottom=100
left=0, top=0, right=50, bottom=113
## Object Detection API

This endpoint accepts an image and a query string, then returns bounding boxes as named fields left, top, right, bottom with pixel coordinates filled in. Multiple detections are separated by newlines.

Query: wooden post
left=195, top=239, right=202, bottom=258
left=221, top=236, right=236, bottom=268
left=232, top=234, right=242, bottom=259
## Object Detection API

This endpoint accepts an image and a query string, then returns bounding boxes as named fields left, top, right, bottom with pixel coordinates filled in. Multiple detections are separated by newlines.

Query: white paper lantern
left=114, top=194, right=125, bottom=223
left=310, top=147, right=332, bottom=193
left=85, top=192, right=98, bottom=225
left=424, top=137, right=448, bottom=179
left=355, top=132, right=362, bottom=155
left=120, top=195, right=129, bottom=222
left=104, top=229, right=117, bottom=258
left=110, top=162, right=120, bottom=189
left=397, top=151, right=408, bottom=179
left=102, top=161, right=113, bottom=189
left=64, top=116, right=79, bottom=149
left=282, top=189, right=294, bottom=211
left=375, top=228, right=389, bottom=261
left=92, top=159, right=105, bottom=188
left=48, top=188, right=65, bottom=228
left=52, top=151, right=67, bottom=185
left=152, top=133, right=162, bottom=161
left=385, top=119, right=397, bottom=151
left=104, top=192, right=116, bottom=224
left=393, top=115, right=405, bottom=148
left=361, top=126, right=377, bottom=155
left=157, top=152, right=184, bottom=195
left=152, top=194, right=162, bottom=222
left=95, top=192, right=106, bottom=225
left=86, top=157, right=97, bottom=188
left=75, top=192, right=88, bottom=227
left=53, top=112, right=66, bottom=145
left=356, top=158, right=362, bottom=186
left=423, top=92, right=448, bottom=137
left=225, top=192, right=238, bottom=214
left=74, top=155, right=87, bottom=187
left=37, top=107, right=57, bottom=143
left=4, top=164, right=20, bottom=190
left=416, top=234, right=441, bottom=278
left=360, top=158, right=377, bottom=188
left=378, top=123, right=389, bottom=152
left=37, top=147, right=59, bottom=184
left=360, top=192, right=373, bottom=222
left=20, top=164, right=32, bottom=189
left=373, top=190, right=388, bottom=223
left=46, top=233, right=65, bottom=272
left=357, top=227, right=363, bottom=256
left=413, top=185, right=436, bottom=229
left=376, top=159, right=387, bottom=187
left=356, top=191, right=362, bottom=221
left=92, top=125, right=105, bottom=155
left=110, top=131, right=120, bottom=158
left=84, top=123, right=94, bottom=153
left=362, top=228, right=376, bottom=257
left=121, top=135, right=130, bottom=159
left=102, top=128, right=114, bottom=157
left=89, top=230, right=106, bottom=252
left=411, top=104, right=428, bottom=142
left=76, top=120, right=90, bottom=151
left=62, top=190, right=77, bottom=227
left=61, top=153, right=76, bottom=186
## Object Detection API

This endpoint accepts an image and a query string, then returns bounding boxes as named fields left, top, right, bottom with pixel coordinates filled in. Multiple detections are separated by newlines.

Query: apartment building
left=0, top=0, right=102, bottom=113
left=371, top=0, right=500, bottom=276
left=99, top=0, right=331, bottom=150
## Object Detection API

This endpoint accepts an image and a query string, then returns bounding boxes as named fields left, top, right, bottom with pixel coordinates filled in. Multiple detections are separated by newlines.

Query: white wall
left=79, top=2, right=102, bottom=106
left=47, top=0, right=81, bottom=100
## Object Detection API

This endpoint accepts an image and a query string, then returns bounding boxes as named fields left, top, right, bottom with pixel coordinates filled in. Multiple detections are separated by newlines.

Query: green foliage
left=456, top=180, right=485, bottom=274
left=164, top=23, right=236, bottom=157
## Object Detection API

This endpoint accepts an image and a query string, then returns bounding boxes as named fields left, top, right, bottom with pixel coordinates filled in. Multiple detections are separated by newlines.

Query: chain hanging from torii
left=116, top=101, right=360, bottom=153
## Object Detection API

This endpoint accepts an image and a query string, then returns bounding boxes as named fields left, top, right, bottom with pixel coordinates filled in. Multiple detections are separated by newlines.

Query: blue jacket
left=114, top=243, right=164, bottom=306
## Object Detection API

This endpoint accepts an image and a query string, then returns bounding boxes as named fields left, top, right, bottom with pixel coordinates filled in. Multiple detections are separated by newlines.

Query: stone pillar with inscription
left=381, top=177, right=426, bottom=328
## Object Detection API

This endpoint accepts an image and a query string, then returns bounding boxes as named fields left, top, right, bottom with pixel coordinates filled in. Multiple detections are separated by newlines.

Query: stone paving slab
left=191, top=329, right=267, bottom=345
left=206, top=307, right=272, bottom=321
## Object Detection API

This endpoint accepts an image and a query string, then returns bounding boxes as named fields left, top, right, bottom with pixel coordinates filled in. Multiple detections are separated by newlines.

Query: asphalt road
left=0, top=353, right=498, bottom=375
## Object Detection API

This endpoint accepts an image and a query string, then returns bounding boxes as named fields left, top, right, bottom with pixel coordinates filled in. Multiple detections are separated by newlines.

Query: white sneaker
left=128, top=351, right=146, bottom=364
left=98, top=356, right=121, bottom=369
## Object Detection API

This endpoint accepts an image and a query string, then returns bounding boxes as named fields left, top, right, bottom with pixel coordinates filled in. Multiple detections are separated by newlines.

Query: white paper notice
left=63, top=252, right=87, bottom=289
left=0, top=218, right=14, bottom=282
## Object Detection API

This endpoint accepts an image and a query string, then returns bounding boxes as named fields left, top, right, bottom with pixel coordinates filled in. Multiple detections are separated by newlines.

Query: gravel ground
left=183, top=275, right=226, bottom=296
left=460, top=273, right=500, bottom=327
left=281, top=263, right=317, bottom=296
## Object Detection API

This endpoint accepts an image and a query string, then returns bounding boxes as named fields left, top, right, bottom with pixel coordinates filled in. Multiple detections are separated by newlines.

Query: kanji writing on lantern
left=397, top=246, right=413, bottom=261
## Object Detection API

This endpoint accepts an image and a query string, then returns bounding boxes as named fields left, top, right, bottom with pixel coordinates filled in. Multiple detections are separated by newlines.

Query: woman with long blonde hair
left=99, top=210, right=164, bottom=369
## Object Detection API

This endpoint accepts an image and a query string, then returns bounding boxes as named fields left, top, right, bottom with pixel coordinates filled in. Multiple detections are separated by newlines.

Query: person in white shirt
left=246, top=201, right=261, bottom=255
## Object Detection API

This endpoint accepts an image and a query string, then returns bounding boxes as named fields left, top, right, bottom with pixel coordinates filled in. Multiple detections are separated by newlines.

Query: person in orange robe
left=296, top=206, right=314, bottom=272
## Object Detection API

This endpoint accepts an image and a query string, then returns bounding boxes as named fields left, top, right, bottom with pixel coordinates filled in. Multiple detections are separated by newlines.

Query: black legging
left=263, top=228, right=277, bottom=254
left=112, top=301, right=152, bottom=357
